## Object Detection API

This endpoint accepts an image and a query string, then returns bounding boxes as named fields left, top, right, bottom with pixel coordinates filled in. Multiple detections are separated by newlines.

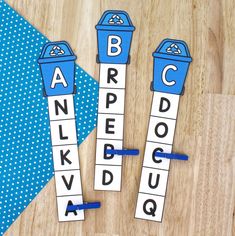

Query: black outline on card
left=57, top=194, right=85, bottom=222
left=94, top=164, right=122, bottom=192
left=146, top=115, right=177, bottom=144
left=54, top=169, right=83, bottom=196
left=52, top=144, right=80, bottom=171
left=98, top=88, right=125, bottom=115
left=47, top=94, right=76, bottom=121
left=135, top=193, right=165, bottom=222
left=142, top=142, right=172, bottom=170
left=99, top=64, right=126, bottom=89
left=138, top=167, right=170, bottom=197
left=96, top=113, right=125, bottom=140
left=95, top=139, right=123, bottom=166
left=49, top=119, right=78, bottom=146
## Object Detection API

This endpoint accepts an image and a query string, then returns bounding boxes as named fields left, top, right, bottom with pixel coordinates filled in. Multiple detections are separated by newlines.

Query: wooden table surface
left=5, top=0, right=235, bottom=235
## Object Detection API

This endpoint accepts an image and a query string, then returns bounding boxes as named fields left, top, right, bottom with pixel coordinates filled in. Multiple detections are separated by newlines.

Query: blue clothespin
left=155, top=152, right=189, bottom=161
left=67, top=202, right=101, bottom=211
left=105, top=149, right=139, bottom=156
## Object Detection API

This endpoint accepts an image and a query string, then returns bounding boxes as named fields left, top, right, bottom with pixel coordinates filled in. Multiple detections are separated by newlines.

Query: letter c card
left=135, top=39, right=192, bottom=222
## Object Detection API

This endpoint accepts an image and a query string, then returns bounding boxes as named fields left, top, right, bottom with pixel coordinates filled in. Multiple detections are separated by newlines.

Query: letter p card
left=38, top=41, right=84, bottom=222
left=135, top=39, right=192, bottom=222
left=94, top=11, right=135, bottom=191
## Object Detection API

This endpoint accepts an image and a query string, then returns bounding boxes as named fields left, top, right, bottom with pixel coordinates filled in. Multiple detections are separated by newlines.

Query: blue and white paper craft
left=38, top=42, right=77, bottom=96
left=94, top=10, right=135, bottom=192
left=152, top=39, right=192, bottom=95
left=96, top=11, right=135, bottom=64
left=38, top=41, right=85, bottom=221
left=0, top=1, right=98, bottom=235
left=135, top=39, right=192, bottom=222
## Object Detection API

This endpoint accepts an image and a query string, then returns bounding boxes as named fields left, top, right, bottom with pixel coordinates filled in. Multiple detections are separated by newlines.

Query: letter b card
left=94, top=10, right=135, bottom=192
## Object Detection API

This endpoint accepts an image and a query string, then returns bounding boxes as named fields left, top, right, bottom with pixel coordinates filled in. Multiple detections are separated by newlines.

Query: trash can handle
left=39, top=41, right=75, bottom=59
left=155, top=38, right=191, bottom=57
left=97, top=10, right=134, bottom=27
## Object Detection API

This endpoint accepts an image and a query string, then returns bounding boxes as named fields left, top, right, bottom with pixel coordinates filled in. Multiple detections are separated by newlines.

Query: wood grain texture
left=4, top=0, right=235, bottom=235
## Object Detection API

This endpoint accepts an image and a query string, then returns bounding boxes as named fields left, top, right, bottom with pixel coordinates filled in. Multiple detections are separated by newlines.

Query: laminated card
left=135, top=39, right=192, bottom=222
left=94, top=11, right=135, bottom=192
left=38, top=41, right=84, bottom=221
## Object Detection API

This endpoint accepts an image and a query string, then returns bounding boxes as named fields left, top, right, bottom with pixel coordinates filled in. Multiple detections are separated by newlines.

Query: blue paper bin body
left=38, top=41, right=77, bottom=96
left=96, top=10, right=135, bottom=64
left=152, top=39, right=192, bottom=95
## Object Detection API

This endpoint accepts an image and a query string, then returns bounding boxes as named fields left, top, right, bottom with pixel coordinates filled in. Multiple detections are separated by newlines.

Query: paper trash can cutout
left=38, top=41, right=77, bottom=96
left=96, top=10, right=135, bottom=64
left=152, top=39, right=192, bottom=95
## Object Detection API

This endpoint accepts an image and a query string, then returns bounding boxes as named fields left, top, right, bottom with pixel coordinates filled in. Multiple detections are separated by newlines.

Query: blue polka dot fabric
left=0, top=1, right=98, bottom=235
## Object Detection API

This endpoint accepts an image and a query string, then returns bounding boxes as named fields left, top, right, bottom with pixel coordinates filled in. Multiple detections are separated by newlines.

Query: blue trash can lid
left=96, top=10, right=135, bottom=31
left=38, top=41, right=77, bottom=64
left=153, top=39, right=192, bottom=62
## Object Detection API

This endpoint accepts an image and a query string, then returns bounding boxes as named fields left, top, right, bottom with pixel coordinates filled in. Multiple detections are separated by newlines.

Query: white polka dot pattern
left=0, top=1, right=98, bottom=235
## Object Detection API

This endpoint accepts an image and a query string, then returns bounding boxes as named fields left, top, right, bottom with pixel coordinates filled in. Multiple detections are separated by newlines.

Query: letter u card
left=135, top=39, right=192, bottom=221
left=94, top=11, right=135, bottom=191
left=38, top=42, right=84, bottom=221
